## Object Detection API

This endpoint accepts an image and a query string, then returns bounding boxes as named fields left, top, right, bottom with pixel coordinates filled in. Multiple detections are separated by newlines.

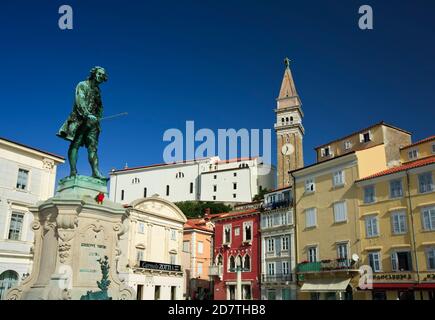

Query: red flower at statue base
left=96, top=192, right=105, bottom=204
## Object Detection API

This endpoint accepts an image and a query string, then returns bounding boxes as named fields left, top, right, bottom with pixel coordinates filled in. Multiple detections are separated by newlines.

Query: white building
left=0, top=137, right=64, bottom=299
left=260, top=186, right=297, bottom=300
left=109, top=157, right=275, bottom=205
left=117, top=196, right=187, bottom=300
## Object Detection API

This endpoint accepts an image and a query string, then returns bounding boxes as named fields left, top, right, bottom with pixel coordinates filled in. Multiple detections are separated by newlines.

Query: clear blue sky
left=1, top=0, right=434, bottom=180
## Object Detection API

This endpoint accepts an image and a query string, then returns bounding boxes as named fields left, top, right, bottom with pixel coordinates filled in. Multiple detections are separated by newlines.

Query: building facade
left=210, top=210, right=261, bottom=300
left=293, top=144, right=389, bottom=300
left=275, top=59, right=304, bottom=189
left=0, top=137, right=64, bottom=300
left=260, top=187, right=297, bottom=300
left=117, top=196, right=187, bottom=300
left=109, top=157, right=275, bottom=204
left=182, top=212, right=215, bottom=300
left=355, top=136, right=435, bottom=300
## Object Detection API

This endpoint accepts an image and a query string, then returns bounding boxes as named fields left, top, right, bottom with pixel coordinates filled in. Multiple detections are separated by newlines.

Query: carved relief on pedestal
left=57, top=214, right=78, bottom=264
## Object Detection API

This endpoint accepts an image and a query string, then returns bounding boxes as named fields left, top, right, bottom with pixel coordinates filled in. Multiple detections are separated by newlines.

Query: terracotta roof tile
left=357, top=155, right=435, bottom=182
left=400, top=135, right=435, bottom=150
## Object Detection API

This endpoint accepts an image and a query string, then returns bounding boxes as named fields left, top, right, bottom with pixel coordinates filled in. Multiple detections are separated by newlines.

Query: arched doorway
left=0, top=270, right=19, bottom=300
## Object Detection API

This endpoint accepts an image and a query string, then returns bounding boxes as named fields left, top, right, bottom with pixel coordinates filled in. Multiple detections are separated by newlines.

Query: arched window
left=286, top=117, right=289, bottom=123
left=132, top=177, right=140, bottom=184
left=281, top=118, right=284, bottom=124
left=229, top=256, right=236, bottom=271
left=290, top=116, right=293, bottom=123
left=0, top=270, right=19, bottom=300
left=236, top=255, right=243, bottom=269
left=216, top=254, right=223, bottom=266
left=243, top=255, right=251, bottom=271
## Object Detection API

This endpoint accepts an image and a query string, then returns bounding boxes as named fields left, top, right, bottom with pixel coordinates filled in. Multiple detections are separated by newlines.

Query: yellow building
left=356, top=136, right=435, bottom=300
left=291, top=122, right=412, bottom=300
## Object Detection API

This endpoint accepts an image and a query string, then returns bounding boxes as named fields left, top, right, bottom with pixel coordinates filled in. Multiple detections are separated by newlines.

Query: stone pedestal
left=6, top=175, right=135, bottom=300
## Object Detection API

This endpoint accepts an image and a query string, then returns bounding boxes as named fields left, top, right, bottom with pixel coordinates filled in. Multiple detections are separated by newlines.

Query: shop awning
left=414, top=283, right=435, bottom=289
left=300, top=278, right=351, bottom=292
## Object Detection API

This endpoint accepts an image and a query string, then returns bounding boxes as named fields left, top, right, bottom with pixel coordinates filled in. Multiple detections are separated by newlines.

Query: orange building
left=182, top=211, right=216, bottom=299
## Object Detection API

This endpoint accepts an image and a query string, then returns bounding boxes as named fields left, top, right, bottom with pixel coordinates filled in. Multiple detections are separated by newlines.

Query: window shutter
left=391, top=253, right=398, bottom=271
left=359, top=134, right=364, bottom=143
left=368, top=130, right=373, bottom=141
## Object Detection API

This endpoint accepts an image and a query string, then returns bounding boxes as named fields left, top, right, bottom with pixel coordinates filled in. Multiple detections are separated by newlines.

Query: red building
left=211, top=209, right=261, bottom=300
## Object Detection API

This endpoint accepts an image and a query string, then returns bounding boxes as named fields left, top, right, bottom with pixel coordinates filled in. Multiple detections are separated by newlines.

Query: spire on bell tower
left=274, top=58, right=305, bottom=188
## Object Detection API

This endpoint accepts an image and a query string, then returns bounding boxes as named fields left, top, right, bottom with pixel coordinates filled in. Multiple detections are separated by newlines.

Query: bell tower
left=275, top=58, right=304, bottom=188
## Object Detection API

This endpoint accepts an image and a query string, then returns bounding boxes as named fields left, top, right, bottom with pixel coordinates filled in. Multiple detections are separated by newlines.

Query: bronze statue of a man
left=57, top=66, right=108, bottom=180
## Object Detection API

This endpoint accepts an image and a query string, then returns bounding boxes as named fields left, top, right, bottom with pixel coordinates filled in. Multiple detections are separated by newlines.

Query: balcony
left=262, top=200, right=292, bottom=212
left=297, top=259, right=359, bottom=273
left=209, top=265, right=223, bottom=277
left=261, top=274, right=294, bottom=283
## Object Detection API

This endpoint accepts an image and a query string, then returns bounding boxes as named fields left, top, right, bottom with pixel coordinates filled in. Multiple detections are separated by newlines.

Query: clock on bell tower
left=275, top=58, right=304, bottom=188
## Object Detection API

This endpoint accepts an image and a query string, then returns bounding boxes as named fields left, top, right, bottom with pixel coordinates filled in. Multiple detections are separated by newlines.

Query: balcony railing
left=208, top=265, right=223, bottom=277
left=262, top=200, right=293, bottom=211
left=261, top=274, right=293, bottom=283
left=297, top=259, right=358, bottom=273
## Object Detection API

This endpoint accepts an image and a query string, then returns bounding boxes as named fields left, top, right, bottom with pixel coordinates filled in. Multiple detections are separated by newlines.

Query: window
left=143, top=187, right=147, bottom=198
left=267, top=263, right=275, bottom=275
left=391, top=211, right=407, bottom=234
left=267, top=238, right=275, bottom=252
left=242, top=285, right=252, bottom=300
left=171, top=286, right=176, bottom=300
left=364, top=185, right=376, bottom=204
left=391, top=251, right=412, bottom=271
left=224, top=225, right=231, bottom=244
left=214, top=175, right=217, bottom=179
left=166, top=185, right=170, bottom=196
left=422, top=206, right=435, bottom=231
left=197, top=262, right=203, bottom=276
left=216, top=254, right=223, bottom=265
left=243, top=222, right=252, bottom=242
left=213, top=185, right=217, bottom=192
left=266, top=215, right=273, bottom=228
left=183, top=241, right=190, bottom=253
left=233, top=182, right=237, bottom=190
left=390, top=179, right=403, bottom=198
left=170, top=253, right=176, bottom=265
left=365, top=215, right=379, bottom=238
left=426, top=247, right=435, bottom=270
left=337, top=243, right=348, bottom=260
left=408, top=149, right=418, bottom=160
left=282, top=237, right=289, bottom=251
left=282, top=261, right=290, bottom=275
left=360, top=131, right=372, bottom=143
left=229, top=256, right=236, bottom=271
left=16, top=169, right=29, bottom=190
left=190, top=183, right=193, bottom=194
left=333, top=201, right=347, bottom=223
left=432, top=144, right=435, bottom=154
left=281, top=212, right=288, bottom=225
left=132, top=177, right=140, bottom=184
left=213, top=196, right=216, bottom=200
left=305, top=178, right=315, bottom=193
left=8, top=212, right=24, bottom=240
left=333, top=170, right=345, bottom=187
left=321, top=146, right=331, bottom=157
left=344, top=141, right=352, bottom=150
left=171, top=229, right=177, bottom=240
left=368, top=251, right=382, bottom=272
left=154, top=285, right=161, bottom=300
left=136, top=249, right=144, bottom=265
left=419, top=172, right=433, bottom=193
left=0, top=271, right=19, bottom=300
left=137, top=222, right=145, bottom=234
left=308, top=246, right=317, bottom=262
left=243, top=255, right=251, bottom=271
left=234, top=172, right=237, bottom=177
left=290, top=116, right=294, bottom=123
left=234, top=227, right=240, bottom=236
left=197, top=241, right=204, bottom=254
left=268, top=289, right=276, bottom=300
left=233, top=194, right=236, bottom=198
left=305, top=208, right=317, bottom=228
left=121, top=190, right=125, bottom=201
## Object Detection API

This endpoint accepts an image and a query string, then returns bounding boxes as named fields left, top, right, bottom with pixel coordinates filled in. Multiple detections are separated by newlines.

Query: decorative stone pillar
left=6, top=175, right=135, bottom=300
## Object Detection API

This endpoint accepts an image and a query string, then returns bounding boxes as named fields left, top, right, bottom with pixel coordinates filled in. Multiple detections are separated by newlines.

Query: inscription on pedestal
left=78, top=242, right=108, bottom=285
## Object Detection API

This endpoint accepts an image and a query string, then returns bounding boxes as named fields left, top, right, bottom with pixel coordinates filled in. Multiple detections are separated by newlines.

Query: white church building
left=109, top=157, right=275, bottom=205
